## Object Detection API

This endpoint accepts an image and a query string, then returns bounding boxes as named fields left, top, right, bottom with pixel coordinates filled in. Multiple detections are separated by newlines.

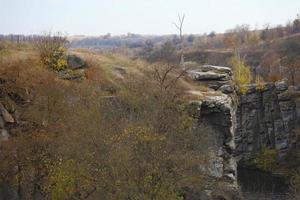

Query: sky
left=1, top=0, right=300, bottom=36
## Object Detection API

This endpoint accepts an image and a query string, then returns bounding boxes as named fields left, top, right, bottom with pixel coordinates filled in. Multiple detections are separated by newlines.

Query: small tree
left=231, top=53, right=252, bottom=94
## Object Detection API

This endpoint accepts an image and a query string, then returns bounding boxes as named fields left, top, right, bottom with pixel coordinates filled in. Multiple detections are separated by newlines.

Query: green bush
left=254, top=147, right=278, bottom=172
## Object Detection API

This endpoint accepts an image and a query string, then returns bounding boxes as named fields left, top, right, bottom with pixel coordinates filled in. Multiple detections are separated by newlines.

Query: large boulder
left=67, top=55, right=86, bottom=69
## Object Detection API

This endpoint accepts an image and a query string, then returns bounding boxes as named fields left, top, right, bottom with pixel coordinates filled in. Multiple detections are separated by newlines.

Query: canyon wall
left=189, top=65, right=298, bottom=166
left=235, top=82, right=298, bottom=163
left=188, top=65, right=241, bottom=199
left=188, top=65, right=298, bottom=199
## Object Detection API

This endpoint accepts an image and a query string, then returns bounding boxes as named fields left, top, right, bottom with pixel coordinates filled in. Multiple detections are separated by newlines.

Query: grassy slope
left=0, top=41, right=210, bottom=105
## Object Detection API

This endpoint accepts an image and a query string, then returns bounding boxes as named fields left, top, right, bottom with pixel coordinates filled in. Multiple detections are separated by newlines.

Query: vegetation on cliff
left=0, top=41, right=215, bottom=199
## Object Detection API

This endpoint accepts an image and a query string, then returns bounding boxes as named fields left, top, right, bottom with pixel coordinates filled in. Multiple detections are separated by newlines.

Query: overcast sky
left=1, top=0, right=300, bottom=35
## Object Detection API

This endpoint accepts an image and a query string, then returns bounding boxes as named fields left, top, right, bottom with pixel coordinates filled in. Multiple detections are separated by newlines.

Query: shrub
left=231, top=53, right=252, bottom=94
left=35, top=33, right=68, bottom=71
left=254, top=147, right=278, bottom=172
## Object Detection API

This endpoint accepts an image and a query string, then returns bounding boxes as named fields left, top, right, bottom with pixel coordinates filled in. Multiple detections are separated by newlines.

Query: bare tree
left=173, top=14, right=185, bottom=70
left=153, top=63, right=186, bottom=93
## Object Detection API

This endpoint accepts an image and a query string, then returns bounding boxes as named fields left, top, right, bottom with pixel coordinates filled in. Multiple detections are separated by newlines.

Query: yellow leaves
left=231, top=53, right=252, bottom=94
left=48, top=159, right=95, bottom=200
left=255, top=75, right=266, bottom=91
left=40, top=44, right=68, bottom=71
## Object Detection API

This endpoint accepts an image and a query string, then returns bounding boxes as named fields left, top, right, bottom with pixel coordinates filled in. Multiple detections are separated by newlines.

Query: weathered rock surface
left=188, top=64, right=298, bottom=199
left=187, top=65, right=234, bottom=91
left=201, top=65, right=232, bottom=75
left=188, top=71, right=230, bottom=81
left=235, top=81, right=297, bottom=163
left=188, top=65, right=242, bottom=199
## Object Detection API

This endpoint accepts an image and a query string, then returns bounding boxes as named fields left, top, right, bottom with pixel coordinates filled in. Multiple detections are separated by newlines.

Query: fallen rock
left=0, top=103, right=14, bottom=123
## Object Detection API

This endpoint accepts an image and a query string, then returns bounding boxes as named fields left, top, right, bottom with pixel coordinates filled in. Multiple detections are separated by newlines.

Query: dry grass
left=0, top=41, right=210, bottom=101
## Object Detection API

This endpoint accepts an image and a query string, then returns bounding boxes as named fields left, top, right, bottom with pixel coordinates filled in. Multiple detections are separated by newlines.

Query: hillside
left=0, top=41, right=222, bottom=199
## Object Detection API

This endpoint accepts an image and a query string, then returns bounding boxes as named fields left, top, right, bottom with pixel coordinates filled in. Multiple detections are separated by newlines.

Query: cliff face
left=188, top=65, right=241, bottom=199
left=235, top=82, right=298, bottom=163
left=188, top=65, right=298, bottom=199
left=189, top=65, right=298, bottom=166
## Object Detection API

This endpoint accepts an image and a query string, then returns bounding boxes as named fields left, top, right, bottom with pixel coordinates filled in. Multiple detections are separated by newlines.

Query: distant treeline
left=68, top=34, right=195, bottom=49
left=0, top=34, right=43, bottom=43
left=1, top=14, right=300, bottom=51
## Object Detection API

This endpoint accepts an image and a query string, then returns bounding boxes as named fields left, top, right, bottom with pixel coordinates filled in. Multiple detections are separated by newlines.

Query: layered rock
left=235, top=81, right=297, bottom=163
left=188, top=64, right=298, bottom=199
left=187, top=65, right=234, bottom=93
left=188, top=65, right=241, bottom=199
left=188, top=65, right=298, bottom=165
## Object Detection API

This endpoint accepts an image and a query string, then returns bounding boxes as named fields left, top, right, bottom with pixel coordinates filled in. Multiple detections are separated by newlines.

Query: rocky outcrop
left=188, top=65, right=234, bottom=93
left=188, top=65, right=242, bottom=199
left=235, top=81, right=297, bottom=163
left=0, top=78, right=25, bottom=142
left=188, top=64, right=298, bottom=199
left=188, top=66, right=298, bottom=166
